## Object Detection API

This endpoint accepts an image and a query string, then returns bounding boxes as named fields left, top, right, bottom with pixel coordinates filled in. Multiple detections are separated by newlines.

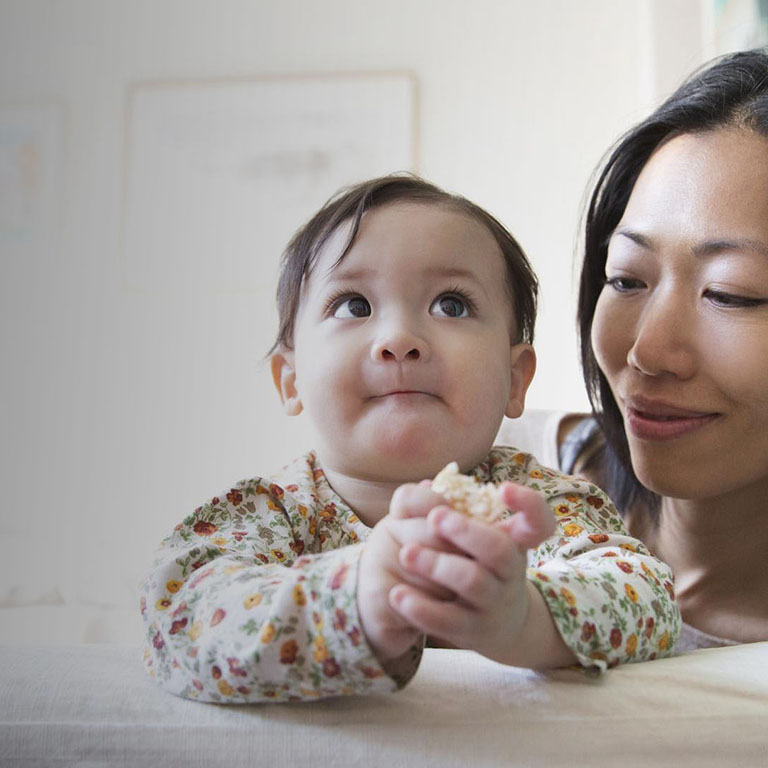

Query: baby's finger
left=427, top=507, right=526, bottom=581
left=389, top=483, right=449, bottom=519
left=386, top=514, right=463, bottom=554
left=389, top=584, right=472, bottom=643
left=399, top=543, right=498, bottom=610
left=497, top=483, right=556, bottom=549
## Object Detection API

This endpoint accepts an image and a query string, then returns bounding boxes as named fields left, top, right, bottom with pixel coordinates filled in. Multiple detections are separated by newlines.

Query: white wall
left=0, top=0, right=705, bottom=644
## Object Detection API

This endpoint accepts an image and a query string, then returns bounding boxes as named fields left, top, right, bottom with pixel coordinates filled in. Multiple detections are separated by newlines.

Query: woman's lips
left=624, top=402, right=720, bottom=442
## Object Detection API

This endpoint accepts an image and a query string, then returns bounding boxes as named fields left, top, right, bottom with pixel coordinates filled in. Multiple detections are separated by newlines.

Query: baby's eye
left=331, top=295, right=371, bottom=318
left=430, top=293, right=471, bottom=318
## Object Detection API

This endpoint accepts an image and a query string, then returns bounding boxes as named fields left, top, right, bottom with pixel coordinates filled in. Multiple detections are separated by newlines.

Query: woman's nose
left=627, top=294, right=696, bottom=379
left=370, top=321, right=429, bottom=363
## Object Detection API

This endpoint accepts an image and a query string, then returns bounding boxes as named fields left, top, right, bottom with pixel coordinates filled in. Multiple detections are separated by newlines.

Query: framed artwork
left=121, top=73, right=417, bottom=294
left=0, top=105, right=60, bottom=260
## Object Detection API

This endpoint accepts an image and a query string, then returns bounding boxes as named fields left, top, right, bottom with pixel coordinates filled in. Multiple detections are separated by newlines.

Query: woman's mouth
left=623, top=399, right=720, bottom=442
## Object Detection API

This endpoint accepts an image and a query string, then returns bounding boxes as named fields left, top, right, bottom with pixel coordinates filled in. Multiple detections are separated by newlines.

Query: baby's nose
left=370, top=325, right=427, bottom=363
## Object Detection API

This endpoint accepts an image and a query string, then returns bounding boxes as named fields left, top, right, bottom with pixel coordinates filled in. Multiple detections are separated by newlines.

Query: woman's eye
left=605, top=276, right=645, bottom=293
left=331, top=295, right=371, bottom=318
left=704, top=289, right=767, bottom=309
left=430, top=293, right=470, bottom=318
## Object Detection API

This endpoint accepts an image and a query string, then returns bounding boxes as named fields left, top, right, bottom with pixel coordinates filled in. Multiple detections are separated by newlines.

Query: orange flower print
left=285, top=484, right=299, bottom=492
left=564, top=493, right=579, bottom=503
left=554, top=504, right=571, bottom=517
left=210, top=608, right=226, bottom=627
left=217, top=679, right=234, bottom=696
left=624, top=583, right=639, bottom=603
left=586, top=495, right=604, bottom=509
left=602, top=551, right=618, bottom=558
left=513, top=452, right=526, bottom=465
left=610, top=628, right=622, bottom=649
left=588, top=533, right=609, bottom=544
left=559, top=587, right=576, bottom=607
left=313, top=634, right=329, bottom=662
left=616, top=560, right=633, bottom=574
left=280, top=639, right=299, bottom=664
left=626, top=634, right=638, bottom=655
left=529, top=469, right=544, bottom=479
left=226, top=489, right=243, bottom=506
left=619, top=543, right=637, bottom=552
left=155, top=597, right=172, bottom=611
left=271, top=549, right=286, bottom=562
left=260, top=622, right=276, bottom=644
left=193, top=520, right=218, bottom=537
left=266, top=500, right=282, bottom=513
left=563, top=523, right=584, bottom=537
left=309, top=517, right=317, bottom=536
left=658, top=631, right=671, bottom=651
left=329, top=563, right=349, bottom=590
left=211, top=535, right=228, bottom=550
left=293, top=584, right=307, bottom=606
left=165, top=580, right=183, bottom=594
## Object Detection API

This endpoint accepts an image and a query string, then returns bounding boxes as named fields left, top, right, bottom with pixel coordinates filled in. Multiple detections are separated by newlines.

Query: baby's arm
left=141, top=476, right=401, bottom=703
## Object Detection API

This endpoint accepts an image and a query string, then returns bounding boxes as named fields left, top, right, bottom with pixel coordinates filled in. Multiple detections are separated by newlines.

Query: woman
left=499, top=48, right=768, bottom=651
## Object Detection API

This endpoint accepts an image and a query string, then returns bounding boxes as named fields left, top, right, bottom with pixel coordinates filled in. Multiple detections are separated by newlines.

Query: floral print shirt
left=141, top=446, right=681, bottom=703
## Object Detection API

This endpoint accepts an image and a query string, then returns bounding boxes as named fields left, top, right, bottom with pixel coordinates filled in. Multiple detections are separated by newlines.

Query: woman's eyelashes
left=604, top=275, right=645, bottom=293
left=603, top=275, right=768, bottom=309
left=703, top=288, right=768, bottom=309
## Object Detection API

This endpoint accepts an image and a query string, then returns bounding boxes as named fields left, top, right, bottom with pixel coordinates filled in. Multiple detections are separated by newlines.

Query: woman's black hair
left=578, top=47, right=768, bottom=515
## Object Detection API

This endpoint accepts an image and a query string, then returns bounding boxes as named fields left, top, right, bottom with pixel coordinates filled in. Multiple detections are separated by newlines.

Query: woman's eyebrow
left=612, top=227, right=768, bottom=259
left=690, top=237, right=768, bottom=259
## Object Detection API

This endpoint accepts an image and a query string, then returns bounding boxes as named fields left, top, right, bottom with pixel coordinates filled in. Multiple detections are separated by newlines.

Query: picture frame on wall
left=121, top=73, right=417, bottom=296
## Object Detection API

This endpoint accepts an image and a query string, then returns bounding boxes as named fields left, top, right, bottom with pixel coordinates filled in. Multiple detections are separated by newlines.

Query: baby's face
left=275, top=201, right=535, bottom=484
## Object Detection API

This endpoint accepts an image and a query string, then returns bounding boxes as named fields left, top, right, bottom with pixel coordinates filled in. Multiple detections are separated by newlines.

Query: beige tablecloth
left=1, top=642, right=767, bottom=767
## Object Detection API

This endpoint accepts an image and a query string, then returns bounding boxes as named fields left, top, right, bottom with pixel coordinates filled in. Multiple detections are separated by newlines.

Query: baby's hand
left=357, top=483, right=459, bottom=671
left=388, top=482, right=557, bottom=664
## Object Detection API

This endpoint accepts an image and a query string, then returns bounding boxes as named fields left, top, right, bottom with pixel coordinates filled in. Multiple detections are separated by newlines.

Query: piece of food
left=431, top=462, right=506, bottom=522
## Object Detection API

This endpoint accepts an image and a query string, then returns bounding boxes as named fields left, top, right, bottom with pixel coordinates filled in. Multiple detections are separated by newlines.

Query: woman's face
left=592, top=128, right=768, bottom=501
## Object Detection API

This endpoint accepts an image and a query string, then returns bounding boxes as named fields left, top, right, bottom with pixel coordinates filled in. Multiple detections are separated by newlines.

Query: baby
left=141, top=174, right=680, bottom=702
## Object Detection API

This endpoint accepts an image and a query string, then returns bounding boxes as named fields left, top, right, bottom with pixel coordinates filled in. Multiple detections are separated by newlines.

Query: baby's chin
left=347, top=435, right=491, bottom=484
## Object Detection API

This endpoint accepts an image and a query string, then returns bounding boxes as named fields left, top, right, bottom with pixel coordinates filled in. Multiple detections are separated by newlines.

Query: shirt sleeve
left=519, top=456, right=681, bottom=673
left=140, top=478, right=419, bottom=702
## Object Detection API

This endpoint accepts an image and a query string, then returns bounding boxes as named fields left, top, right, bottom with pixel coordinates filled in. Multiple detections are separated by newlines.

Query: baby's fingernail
left=390, top=585, right=407, bottom=606
left=401, top=543, right=421, bottom=565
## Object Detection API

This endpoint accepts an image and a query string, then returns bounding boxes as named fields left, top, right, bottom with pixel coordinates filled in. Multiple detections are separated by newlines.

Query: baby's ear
left=505, top=343, right=536, bottom=419
left=270, top=349, right=303, bottom=416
